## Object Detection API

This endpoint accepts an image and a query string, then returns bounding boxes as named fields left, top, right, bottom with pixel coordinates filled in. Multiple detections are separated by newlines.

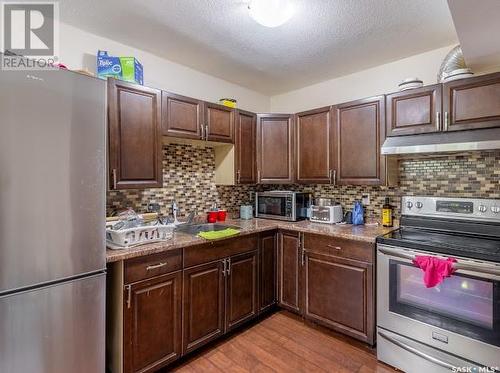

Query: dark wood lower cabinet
left=303, top=251, right=374, bottom=344
left=116, top=231, right=376, bottom=372
left=183, top=260, right=225, bottom=355
left=278, top=231, right=301, bottom=313
left=259, top=232, right=277, bottom=312
left=124, top=271, right=182, bottom=373
left=226, top=250, right=258, bottom=330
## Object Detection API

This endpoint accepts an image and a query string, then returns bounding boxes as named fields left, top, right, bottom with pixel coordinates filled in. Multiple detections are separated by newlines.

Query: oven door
left=377, top=244, right=500, bottom=367
left=255, top=193, right=294, bottom=221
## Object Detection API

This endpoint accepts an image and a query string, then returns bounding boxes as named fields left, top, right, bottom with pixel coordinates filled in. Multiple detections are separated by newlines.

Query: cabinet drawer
left=184, top=235, right=258, bottom=268
left=125, top=249, right=182, bottom=284
left=303, top=233, right=374, bottom=263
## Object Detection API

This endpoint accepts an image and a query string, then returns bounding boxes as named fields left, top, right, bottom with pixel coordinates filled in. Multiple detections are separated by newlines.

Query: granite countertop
left=106, top=218, right=397, bottom=263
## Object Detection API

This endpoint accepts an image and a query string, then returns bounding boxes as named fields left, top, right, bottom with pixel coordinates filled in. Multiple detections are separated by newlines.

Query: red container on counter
left=217, top=210, right=227, bottom=222
left=207, top=211, right=218, bottom=223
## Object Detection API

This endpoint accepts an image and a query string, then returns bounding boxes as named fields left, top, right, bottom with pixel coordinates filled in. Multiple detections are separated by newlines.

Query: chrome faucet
left=172, top=200, right=179, bottom=224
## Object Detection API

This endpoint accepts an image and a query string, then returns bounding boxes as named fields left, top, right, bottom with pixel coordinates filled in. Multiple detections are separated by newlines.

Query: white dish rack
left=106, top=223, right=175, bottom=250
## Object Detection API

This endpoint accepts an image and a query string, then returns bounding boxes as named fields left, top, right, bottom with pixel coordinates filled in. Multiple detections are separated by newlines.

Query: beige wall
left=58, top=23, right=270, bottom=113
left=57, top=25, right=494, bottom=115
left=270, top=45, right=456, bottom=113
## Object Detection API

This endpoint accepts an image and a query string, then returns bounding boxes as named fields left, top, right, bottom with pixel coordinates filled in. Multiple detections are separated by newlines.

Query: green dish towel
left=198, top=228, right=240, bottom=240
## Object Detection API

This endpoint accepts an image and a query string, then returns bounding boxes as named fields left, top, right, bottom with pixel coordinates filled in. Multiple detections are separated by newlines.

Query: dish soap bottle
left=382, top=197, right=393, bottom=227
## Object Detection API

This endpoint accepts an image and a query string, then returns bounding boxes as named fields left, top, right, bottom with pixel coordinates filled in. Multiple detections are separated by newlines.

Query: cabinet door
left=443, top=72, right=500, bottom=131
left=108, top=79, right=162, bottom=189
left=123, top=272, right=182, bottom=373
left=183, top=261, right=225, bottom=355
left=295, top=106, right=335, bottom=184
left=259, top=231, right=277, bottom=312
left=303, top=252, right=374, bottom=344
left=278, top=231, right=301, bottom=313
left=226, top=251, right=258, bottom=331
left=205, top=102, right=234, bottom=143
left=386, top=85, right=442, bottom=136
left=256, top=114, right=294, bottom=184
left=333, top=96, right=386, bottom=185
left=162, top=91, right=203, bottom=139
left=235, top=110, right=256, bottom=184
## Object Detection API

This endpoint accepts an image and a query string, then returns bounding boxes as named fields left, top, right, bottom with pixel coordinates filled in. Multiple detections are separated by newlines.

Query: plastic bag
left=352, top=201, right=364, bottom=225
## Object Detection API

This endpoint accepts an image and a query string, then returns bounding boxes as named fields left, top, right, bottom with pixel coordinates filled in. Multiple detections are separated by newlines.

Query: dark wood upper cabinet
left=205, top=102, right=234, bottom=143
left=386, top=84, right=442, bottom=136
left=259, top=231, right=277, bottom=312
left=295, top=106, right=334, bottom=184
left=226, top=250, right=258, bottom=331
left=443, top=72, right=500, bottom=131
left=123, top=271, right=182, bottom=373
left=183, top=260, right=225, bottom=355
left=235, top=110, right=256, bottom=184
left=333, top=96, right=386, bottom=185
left=162, top=91, right=204, bottom=139
left=108, top=79, right=162, bottom=189
left=303, top=252, right=374, bottom=344
left=278, top=231, right=301, bottom=313
left=256, top=114, right=294, bottom=184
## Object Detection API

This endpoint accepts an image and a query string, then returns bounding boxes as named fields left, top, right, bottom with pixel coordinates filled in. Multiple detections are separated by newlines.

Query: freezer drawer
left=0, top=273, right=105, bottom=373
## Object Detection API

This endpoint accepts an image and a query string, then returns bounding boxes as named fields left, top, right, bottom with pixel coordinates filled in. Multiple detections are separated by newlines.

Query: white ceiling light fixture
left=248, top=0, right=295, bottom=28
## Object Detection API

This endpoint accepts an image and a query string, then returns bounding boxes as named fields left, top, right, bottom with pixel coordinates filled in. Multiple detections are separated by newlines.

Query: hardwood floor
left=169, top=311, right=398, bottom=372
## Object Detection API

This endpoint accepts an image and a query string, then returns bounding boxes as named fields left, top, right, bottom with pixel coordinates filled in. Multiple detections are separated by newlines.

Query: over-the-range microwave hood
left=381, top=128, right=500, bottom=155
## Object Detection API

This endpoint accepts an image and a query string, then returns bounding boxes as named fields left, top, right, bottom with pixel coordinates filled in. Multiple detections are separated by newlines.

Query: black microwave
left=255, top=191, right=311, bottom=221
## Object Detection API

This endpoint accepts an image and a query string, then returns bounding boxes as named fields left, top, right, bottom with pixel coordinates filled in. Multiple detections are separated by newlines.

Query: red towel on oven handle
left=412, top=255, right=457, bottom=288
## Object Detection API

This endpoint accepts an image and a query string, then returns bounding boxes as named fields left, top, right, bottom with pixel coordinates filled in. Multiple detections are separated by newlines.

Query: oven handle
left=378, top=331, right=456, bottom=369
left=378, top=246, right=500, bottom=277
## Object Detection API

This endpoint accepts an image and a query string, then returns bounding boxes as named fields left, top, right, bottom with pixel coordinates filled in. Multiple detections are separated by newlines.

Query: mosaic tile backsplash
left=107, top=144, right=500, bottom=222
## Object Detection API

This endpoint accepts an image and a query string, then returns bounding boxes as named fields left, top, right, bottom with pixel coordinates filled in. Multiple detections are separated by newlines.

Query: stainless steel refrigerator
left=0, top=67, right=106, bottom=372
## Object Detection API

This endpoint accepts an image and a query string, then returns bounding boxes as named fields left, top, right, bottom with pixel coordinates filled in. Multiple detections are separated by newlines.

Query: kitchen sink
left=175, top=223, right=240, bottom=236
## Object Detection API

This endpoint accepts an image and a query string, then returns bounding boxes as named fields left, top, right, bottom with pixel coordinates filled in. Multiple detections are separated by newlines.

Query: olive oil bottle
left=382, top=197, right=393, bottom=227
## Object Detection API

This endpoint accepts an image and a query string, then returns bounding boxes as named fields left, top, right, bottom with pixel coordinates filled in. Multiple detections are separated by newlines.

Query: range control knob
left=478, top=205, right=488, bottom=213
left=415, top=202, right=423, bottom=209
left=491, top=206, right=500, bottom=214
left=406, top=201, right=413, bottom=209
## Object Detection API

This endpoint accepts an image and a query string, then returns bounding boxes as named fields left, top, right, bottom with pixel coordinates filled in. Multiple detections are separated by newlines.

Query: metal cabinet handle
left=237, top=170, right=241, bottom=184
left=146, top=262, right=168, bottom=271
left=327, top=244, right=342, bottom=251
left=444, top=112, right=449, bottom=131
left=257, top=170, right=261, bottom=182
left=222, top=258, right=227, bottom=276
left=205, top=124, right=209, bottom=140
left=125, top=285, right=131, bottom=309
left=378, top=331, right=456, bottom=369
left=112, top=169, right=117, bottom=189
left=436, top=112, right=441, bottom=131
left=332, top=170, right=336, bottom=186
left=329, top=169, right=333, bottom=184
left=200, top=123, right=205, bottom=140
left=378, top=246, right=500, bottom=277
left=227, top=257, right=231, bottom=276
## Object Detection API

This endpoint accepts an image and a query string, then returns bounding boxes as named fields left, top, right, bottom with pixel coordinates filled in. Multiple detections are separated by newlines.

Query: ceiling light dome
left=248, top=0, right=295, bottom=28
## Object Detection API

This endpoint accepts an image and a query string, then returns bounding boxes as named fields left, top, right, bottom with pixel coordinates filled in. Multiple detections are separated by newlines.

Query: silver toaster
left=310, top=204, right=343, bottom=224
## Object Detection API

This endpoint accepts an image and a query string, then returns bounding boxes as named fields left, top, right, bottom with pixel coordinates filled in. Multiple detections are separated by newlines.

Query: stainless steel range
left=376, top=196, right=500, bottom=373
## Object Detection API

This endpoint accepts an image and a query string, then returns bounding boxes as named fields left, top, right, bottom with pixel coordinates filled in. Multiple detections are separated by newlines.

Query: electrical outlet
left=362, top=194, right=370, bottom=205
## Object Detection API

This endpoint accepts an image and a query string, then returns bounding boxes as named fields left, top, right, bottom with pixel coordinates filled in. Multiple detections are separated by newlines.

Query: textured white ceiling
left=59, top=0, right=458, bottom=94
